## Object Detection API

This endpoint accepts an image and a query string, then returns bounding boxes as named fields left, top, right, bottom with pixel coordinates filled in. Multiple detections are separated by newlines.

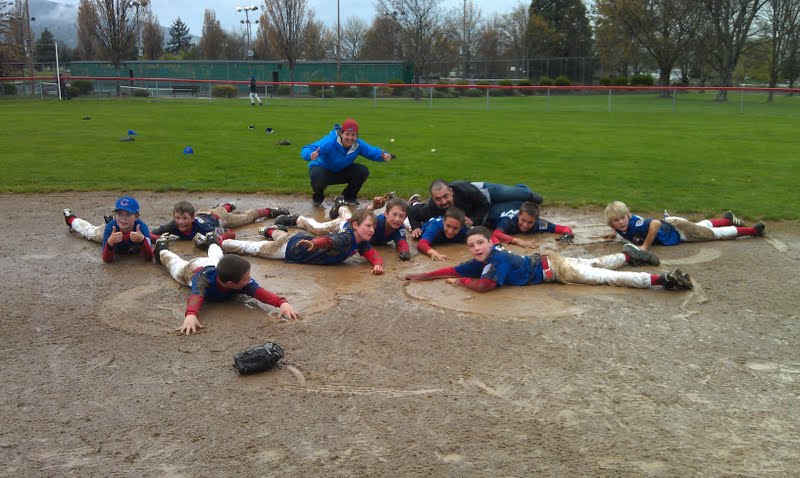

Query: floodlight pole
left=24, top=0, right=34, bottom=96
left=237, top=6, right=259, bottom=60
left=336, top=0, right=341, bottom=82
left=128, top=1, right=142, bottom=84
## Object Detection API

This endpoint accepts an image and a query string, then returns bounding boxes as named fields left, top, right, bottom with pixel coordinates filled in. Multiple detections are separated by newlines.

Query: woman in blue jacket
left=300, top=118, right=392, bottom=208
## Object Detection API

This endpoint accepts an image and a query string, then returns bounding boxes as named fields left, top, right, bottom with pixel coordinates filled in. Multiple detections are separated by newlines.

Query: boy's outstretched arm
left=446, top=277, right=498, bottom=292
left=641, top=219, right=662, bottom=251
left=180, top=293, right=206, bottom=335
left=405, top=267, right=461, bottom=281
left=252, top=288, right=301, bottom=320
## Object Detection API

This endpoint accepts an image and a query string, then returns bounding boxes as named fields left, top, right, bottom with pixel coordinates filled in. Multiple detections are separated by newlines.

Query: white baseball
left=431, top=148, right=436, bottom=153
left=390, top=138, right=395, bottom=142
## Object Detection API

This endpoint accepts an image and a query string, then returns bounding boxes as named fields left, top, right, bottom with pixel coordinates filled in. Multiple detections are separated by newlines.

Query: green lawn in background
left=0, top=93, right=797, bottom=220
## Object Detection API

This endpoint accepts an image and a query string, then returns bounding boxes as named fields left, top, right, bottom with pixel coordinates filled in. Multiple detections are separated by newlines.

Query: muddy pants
left=664, top=217, right=738, bottom=242
left=296, top=207, right=351, bottom=235
left=547, top=252, right=653, bottom=289
left=160, top=244, right=224, bottom=286
left=199, top=206, right=263, bottom=229
left=220, top=230, right=295, bottom=259
left=69, top=218, right=104, bottom=243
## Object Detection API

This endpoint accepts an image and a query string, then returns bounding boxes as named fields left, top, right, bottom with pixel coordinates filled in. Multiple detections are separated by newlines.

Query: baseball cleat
left=753, top=221, right=766, bottom=236
left=63, top=208, right=75, bottom=227
left=723, top=210, right=744, bottom=226
left=312, top=199, right=323, bottom=208
left=329, top=195, right=348, bottom=220
left=153, top=237, right=170, bottom=265
left=623, top=243, right=660, bottom=266
left=267, top=207, right=290, bottom=218
left=258, top=224, right=288, bottom=239
left=409, top=194, right=422, bottom=206
left=661, top=269, right=693, bottom=290
left=194, top=231, right=219, bottom=250
left=274, top=214, right=299, bottom=227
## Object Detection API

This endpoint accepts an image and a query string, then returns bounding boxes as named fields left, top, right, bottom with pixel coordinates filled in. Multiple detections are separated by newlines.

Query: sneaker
left=63, top=208, right=75, bottom=227
left=194, top=231, right=219, bottom=250
left=623, top=243, right=660, bottom=266
left=753, top=221, right=766, bottom=236
left=329, top=195, right=348, bottom=220
left=342, top=197, right=360, bottom=206
left=153, top=237, right=170, bottom=265
left=723, top=210, right=744, bottom=226
left=274, top=214, right=299, bottom=227
left=267, top=207, right=290, bottom=218
left=663, top=210, right=670, bottom=220
left=312, top=199, right=324, bottom=208
left=661, top=269, right=693, bottom=290
left=258, top=224, right=288, bottom=238
left=409, top=194, right=422, bottom=206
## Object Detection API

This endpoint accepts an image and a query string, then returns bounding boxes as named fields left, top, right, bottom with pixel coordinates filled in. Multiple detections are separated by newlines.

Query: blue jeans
left=476, top=183, right=544, bottom=227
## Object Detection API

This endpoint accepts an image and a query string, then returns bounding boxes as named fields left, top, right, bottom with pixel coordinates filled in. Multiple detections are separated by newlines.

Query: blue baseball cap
left=183, top=146, right=194, bottom=155
left=114, top=196, right=140, bottom=214
left=128, top=129, right=138, bottom=135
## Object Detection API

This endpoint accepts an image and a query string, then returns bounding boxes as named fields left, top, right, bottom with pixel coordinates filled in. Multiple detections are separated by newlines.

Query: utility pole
left=24, top=0, right=34, bottom=95
left=128, top=1, right=143, bottom=84
left=337, top=0, right=341, bottom=82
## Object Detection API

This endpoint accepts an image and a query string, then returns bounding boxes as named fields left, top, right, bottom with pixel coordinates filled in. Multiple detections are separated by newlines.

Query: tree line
left=2, top=0, right=800, bottom=100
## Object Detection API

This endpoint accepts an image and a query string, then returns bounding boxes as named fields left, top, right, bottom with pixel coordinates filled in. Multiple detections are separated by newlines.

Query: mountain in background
left=29, top=0, right=78, bottom=48
left=28, top=0, right=180, bottom=51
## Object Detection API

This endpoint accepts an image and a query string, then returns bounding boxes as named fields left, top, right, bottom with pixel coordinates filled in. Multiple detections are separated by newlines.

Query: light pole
left=24, top=0, right=35, bottom=95
left=236, top=5, right=259, bottom=60
left=128, top=1, right=142, bottom=83
left=336, top=0, right=341, bottom=82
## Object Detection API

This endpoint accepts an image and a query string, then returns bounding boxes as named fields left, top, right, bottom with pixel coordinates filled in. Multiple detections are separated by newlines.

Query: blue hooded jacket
left=300, top=127, right=384, bottom=173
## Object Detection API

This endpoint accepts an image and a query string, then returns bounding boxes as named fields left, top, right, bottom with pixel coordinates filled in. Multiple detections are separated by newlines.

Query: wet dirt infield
left=1, top=192, right=798, bottom=477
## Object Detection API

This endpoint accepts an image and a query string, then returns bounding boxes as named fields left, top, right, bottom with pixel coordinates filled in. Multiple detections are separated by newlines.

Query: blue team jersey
left=101, top=219, right=151, bottom=254
left=152, top=213, right=219, bottom=239
left=371, top=214, right=407, bottom=246
left=190, top=266, right=260, bottom=301
left=495, top=209, right=557, bottom=235
left=420, top=217, right=468, bottom=244
left=284, top=228, right=372, bottom=265
left=614, top=214, right=681, bottom=246
left=454, top=245, right=545, bottom=287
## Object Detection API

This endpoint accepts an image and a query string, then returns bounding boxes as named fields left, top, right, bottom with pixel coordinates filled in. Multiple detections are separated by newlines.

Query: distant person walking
left=249, top=76, right=262, bottom=106
left=59, top=73, right=70, bottom=100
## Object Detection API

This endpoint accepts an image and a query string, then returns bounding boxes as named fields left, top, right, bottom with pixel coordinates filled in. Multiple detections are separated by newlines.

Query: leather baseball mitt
left=233, top=342, right=284, bottom=375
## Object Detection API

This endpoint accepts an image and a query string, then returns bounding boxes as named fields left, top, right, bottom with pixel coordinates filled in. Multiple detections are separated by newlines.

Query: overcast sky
left=147, top=0, right=527, bottom=37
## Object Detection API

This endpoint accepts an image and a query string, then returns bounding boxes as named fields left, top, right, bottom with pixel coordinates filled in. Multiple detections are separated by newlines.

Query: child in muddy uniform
left=274, top=195, right=412, bottom=261
left=147, top=200, right=290, bottom=243
left=153, top=238, right=300, bottom=335
left=490, top=201, right=575, bottom=249
left=406, top=226, right=692, bottom=292
left=195, top=208, right=385, bottom=275
left=603, top=200, right=766, bottom=250
left=63, top=195, right=154, bottom=263
left=416, top=207, right=470, bottom=261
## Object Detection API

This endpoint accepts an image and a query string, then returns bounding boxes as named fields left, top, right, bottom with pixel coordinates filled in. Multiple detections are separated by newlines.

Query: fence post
left=486, top=88, right=490, bottom=111
left=608, top=89, right=612, bottom=113
left=429, top=87, right=433, bottom=108
left=547, top=88, right=550, bottom=112
left=373, top=86, right=377, bottom=108
left=672, top=89, right=676, bottom=113
left=740, top=89, right=744, bottom=114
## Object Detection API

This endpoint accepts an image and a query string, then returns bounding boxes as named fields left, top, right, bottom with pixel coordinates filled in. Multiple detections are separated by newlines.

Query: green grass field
left=1, top=92, right=798, bottom=220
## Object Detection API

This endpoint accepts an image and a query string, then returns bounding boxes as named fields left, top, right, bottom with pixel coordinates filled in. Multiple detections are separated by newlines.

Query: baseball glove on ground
left=233, top=342, right=284, bottom=375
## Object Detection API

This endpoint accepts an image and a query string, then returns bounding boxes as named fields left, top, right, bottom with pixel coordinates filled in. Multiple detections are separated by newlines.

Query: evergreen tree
left=34, top=28, right=57, bottom=63
left=166, top=17, right=192, bottom=54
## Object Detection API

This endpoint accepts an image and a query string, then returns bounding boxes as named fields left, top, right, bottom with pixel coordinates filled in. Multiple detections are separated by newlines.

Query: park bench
left=171, top=85, right=198, bottom=97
